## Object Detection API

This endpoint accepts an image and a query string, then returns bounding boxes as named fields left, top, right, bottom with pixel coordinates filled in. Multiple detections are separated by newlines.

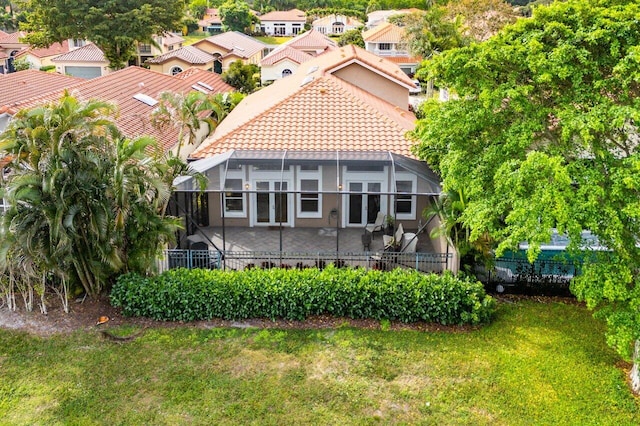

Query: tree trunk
left=631, top=340, right=640, bottom=393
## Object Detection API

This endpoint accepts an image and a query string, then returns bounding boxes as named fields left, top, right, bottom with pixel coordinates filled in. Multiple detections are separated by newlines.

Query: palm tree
left=151, top=90, right=227, bottom=159
left=0, top=93, right=181, bottom=298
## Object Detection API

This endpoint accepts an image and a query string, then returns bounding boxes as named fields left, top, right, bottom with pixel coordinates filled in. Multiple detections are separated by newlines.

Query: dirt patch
left=0, top=293, right=579, bottom=337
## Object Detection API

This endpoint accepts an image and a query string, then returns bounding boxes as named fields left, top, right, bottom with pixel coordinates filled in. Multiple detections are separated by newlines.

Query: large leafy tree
left=219, top=0, right=255, bottom=33
left=445, top=0, right=517, bottom=42
left=412, top=0, right=640, bottom=390
left=0, top=93, right=182, bottom=298
left=19, top=0, right=184, bottom=69
left=221, top=61, right=260, bottom=93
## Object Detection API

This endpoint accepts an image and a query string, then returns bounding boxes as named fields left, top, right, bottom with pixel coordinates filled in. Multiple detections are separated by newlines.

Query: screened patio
left=167, top=150, right=456, bottom=273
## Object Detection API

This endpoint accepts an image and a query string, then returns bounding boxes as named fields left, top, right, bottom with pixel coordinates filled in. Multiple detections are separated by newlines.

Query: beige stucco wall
left=261, top=59, right=300, bottom=83
left=54, top=60, right=110, bottom=77
left=332, top=63, right=409, bottom=110
left=148, top=58, right=213, bottom=75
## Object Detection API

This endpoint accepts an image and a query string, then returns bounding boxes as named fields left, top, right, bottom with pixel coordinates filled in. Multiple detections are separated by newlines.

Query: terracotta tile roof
left=15, top=40, right=69, bottom=59
left=285, top=29, right=336, bottom=52
left=191, top=49, right=417, bottom=159
left=9, top=67, right=234, bottom=152
left=146, top=46, right=213, bottom=65
left=384, top=55, right=421, bottom=65
left=193, top=31, right=266, bottom=59
left=0, top=30, right=7, bottom=38
left=304, top=44, right=415, bottom=87
left=0, top=70, right=83, bottom=114
left=363, top=22, right=405, bottom=43
left=52, top=43, right=106, bottom=63
left=162, top=32, right=185, bottom=46
left=259, top=9, right=306, bottom=22
left=0, top=31, right=27, bottom=45
left=261, top=45, right=313, bottom=66
left=198, top=8, right=222, bottom=27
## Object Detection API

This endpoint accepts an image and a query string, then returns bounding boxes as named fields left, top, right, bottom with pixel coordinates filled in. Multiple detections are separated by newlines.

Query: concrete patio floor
left=194, top=226, right=438, bottom=253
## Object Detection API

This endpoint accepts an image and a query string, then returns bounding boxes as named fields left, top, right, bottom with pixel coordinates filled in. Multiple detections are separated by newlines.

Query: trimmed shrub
left=111, top=266, right=496, bottom=325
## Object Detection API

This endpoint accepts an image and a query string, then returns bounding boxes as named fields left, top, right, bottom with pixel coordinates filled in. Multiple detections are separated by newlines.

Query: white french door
left=346, top=182, right=382, bottom=227
left=253, top=180, right=291, bottom=226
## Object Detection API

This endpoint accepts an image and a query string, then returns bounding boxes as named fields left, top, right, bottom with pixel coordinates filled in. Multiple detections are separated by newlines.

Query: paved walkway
left=194, top=226, right=436, bottom=253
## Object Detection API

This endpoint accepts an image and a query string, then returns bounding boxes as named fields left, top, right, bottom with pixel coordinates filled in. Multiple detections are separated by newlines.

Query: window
left=394, top=178, right=416, bottom=219
left=331, top=22, right=345, bottom=34
left=72, top=39, right=86, bottom=48
left=274, top=23, right=286, bottom=36
left=282, top=69, right=292, bottom=77
left=224, top=178, right=245, bottom=216
left=292, top=24, right=302, bottom=35
left=170, top=66, right=183, bottom=75
left=378, top=43, right=391, bottom=51
left=300, top=180, right=319, bottom=213
left=297, top=166, right=322, bottom=218
left=139, top=43, right=152, bottom=54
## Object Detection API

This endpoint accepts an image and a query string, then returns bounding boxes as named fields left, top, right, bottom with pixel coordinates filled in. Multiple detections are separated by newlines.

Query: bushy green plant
left=111, top=266, right=495, bottom=325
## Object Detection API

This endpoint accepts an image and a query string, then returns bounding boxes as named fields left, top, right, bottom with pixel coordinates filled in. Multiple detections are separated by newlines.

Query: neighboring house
left=260, top=46, right=313, bottom=84
left=15, top=40, right=70, bottom=70
left=2, top=66, right=234, bottom=157
left=365, top=8, right=421, bottom=29
left=311, top=14, right=363, bottom=35
left=181, top=45, right=440, bottom=242
left=0, top=69, right=82, bottom=132
left=260, top=29, right=336, bottom=84
left=51, top=43, right=110, bottom=79
left=362, top=22, right=421, bottom=76
left=192, top=31, right=268, bottom=74
left=146, top=46, right=215, bottom=75
left=133, top=33, right=185, bottom=66
left=0, top=31, right=29, bottom=73
left=198, top=8, right=223, bottom=34
left=257, top=9, right=307, bottom=36
left=0, top=51, right=7, bottom=74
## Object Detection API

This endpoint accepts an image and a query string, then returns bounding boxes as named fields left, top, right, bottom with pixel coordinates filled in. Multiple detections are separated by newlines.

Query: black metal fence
left=159, top=250, right=452, bottom=274
left=479, top=257, right=578, bottom=296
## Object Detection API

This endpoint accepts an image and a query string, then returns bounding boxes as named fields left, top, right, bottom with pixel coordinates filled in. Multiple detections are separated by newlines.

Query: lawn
left=0, top=300, right=638, bottom=425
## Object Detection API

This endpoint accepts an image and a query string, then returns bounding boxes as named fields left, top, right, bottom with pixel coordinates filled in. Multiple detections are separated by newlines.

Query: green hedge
left=111, top=266, right=495, bottom=325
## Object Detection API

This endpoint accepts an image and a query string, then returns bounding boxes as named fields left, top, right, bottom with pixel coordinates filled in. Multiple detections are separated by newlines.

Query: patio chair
left=400, top=232, right=418, bottom=253
left=364, top=211, right=385, bottom=238
left=383, top=223, right=404, bottom=250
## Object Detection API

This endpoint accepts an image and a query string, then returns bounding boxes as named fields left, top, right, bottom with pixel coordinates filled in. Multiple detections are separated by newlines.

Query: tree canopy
left=219, top=0, right=255, bottom=33
left=412, top=0, right=640, bottom=388
left=19, top=0, right=184, bottom=69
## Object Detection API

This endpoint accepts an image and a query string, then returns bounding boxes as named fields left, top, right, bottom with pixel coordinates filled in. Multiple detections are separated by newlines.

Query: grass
left=182, top=34, right=208, bottom=46
left=255, top=36, right=293, bottom=45
left=0, top=300, right=638, bottom=425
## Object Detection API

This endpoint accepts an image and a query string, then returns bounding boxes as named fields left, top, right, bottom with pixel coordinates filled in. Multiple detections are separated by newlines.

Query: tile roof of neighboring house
left=51, top=43, right=106, bottom=63
left=363, top=22, right=405, bottom=43
left=0, top=70, right=83, bottom=114
left=146, top=46, right=213, bottom=65
left=261, top=45, right=313, bottom=66
left=16, top=40, right=69, bottom=59
left=285, top=29, right=337, bottom=52
left=0, top=31, right=27, bottom=45
left=162, top=32, right=185, bottom=46
left=311, top=44, right=415, bottom=87
left=8, top=67, right=234, bottom=152
left=194, top=31, right=267, bottom=60
left=0, top=30, right=7, bottom=38
left=191, top=45, right=417, bottom=159
left=198, top=8, right=222, bottom=27
left=312, top=15, right=363, bottom=28
left=259, top=8, right=306, bottom=22
left=385, top=55, right=421, bottom=65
